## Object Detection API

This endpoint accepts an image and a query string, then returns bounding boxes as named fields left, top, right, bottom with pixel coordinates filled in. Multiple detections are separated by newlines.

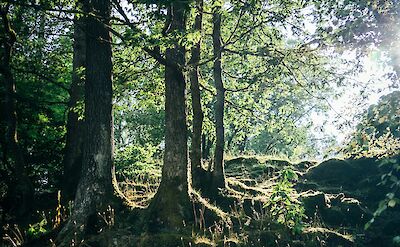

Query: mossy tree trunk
left=212, top=4, right=226, bottom=191
left=62, top=10, right=86, bottom=202
left=189, top=0, right=205, bottom=190
left=147, top=1, right=193, bottom=231
left=57, top=0, right=114, bottom=244
left=0, top=4, right=34, bottom=217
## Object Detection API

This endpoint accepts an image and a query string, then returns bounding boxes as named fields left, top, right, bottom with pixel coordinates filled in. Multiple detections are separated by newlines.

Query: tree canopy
left=0, top=0, right=399, bottom=246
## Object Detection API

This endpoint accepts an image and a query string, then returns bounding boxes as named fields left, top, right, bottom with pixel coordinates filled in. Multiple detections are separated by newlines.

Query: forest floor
left=3, top=156, right=400, bottom=247
left=93, top=156, right=400, bottom=247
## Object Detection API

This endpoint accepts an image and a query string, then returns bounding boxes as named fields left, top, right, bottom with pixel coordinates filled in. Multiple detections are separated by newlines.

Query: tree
left=0, top=2, right=72, bottom=224
left=146, top=1, right=193, bottom=230
left=312, top=0, right=400, bottom=78
left=7, top=1, right=71, bottom=197
left=0, top=3, right=34, bottom=217
left=344, top=90, right=400, bottom=158
left=211, top=1, right=226, bottom=192
left=62, top=6, right=85, bottom=202
left=189, top=0, right=205, bottom=189
left=57, top=0, right=114, bottom=243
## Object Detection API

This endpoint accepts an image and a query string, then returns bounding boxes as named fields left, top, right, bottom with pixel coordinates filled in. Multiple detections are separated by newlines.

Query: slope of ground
left=6, top=156, right=399, bottom=247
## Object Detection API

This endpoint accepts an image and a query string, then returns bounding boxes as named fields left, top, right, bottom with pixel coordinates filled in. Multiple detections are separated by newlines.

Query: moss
left=265, top=159, right=292, bottom=168
left=245, top=226, right=292, bottom=247
left=225, top=157, right=261, bottom=167
left=144, top=177, right=193, bottom=232
left=301, top=191, right=330, bottom=216
left=295, top=161, right=317, bottom=173
left=303, top=227, right=354, bottom=246
left=225, top=156, right=296, bottom=182
left=191, top=190, right=231, bottom=224
left=304, top=158, right=380, bottom=189
left=49, top=156, right=400, bottom=247
left=137, top=233, right=193, bottom=247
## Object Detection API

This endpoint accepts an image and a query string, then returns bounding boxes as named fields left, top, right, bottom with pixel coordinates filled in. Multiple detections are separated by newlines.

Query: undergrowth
left=2, top=156, right=360, bottom=247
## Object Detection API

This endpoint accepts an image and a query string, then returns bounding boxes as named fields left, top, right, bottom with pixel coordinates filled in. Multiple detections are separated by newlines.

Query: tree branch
left=12, top=67, right=70, bottom=92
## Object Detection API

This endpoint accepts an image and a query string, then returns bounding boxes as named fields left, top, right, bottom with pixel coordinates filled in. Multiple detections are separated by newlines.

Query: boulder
left=303, top=158, right=378, bottom=188
left=301, top=191, right=331, bottom=215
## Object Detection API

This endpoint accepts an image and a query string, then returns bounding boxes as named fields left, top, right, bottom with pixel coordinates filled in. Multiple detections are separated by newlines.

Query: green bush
left=264, top=167, right=305, bottom=233
left=114, top=144, right=161, bottom=179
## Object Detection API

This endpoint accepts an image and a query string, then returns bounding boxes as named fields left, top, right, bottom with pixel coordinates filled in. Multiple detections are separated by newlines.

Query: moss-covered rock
left=225, top=157, right=261, bottom=167
left=303, top=158, right=379, bottom=188
left=302, top=227, right=355, bottom=247
left=301, top=191, right=330, bottom=216
left=295, top=161, right=317, bottom=173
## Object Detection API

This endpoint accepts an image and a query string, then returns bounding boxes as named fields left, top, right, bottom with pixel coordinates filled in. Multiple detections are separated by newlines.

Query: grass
left=3, top=155, right=363, bottom=247
left=303, top=227, right=355, bottom=242
left=113, top=155, right=356, bottom=246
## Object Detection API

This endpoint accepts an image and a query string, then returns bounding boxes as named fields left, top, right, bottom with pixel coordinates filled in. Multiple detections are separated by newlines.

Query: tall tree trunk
left=226, top=125, right=240, bottom=151
left=62, top=12, right=85, bottom=202
left=238, top=135, right=247, bottom=154
left=57, top=0, right=114, bottom=243
left=189, top=0, right=204, bottom=189
left=0, top=4, right=34, bottom=217
left=147, top=1, right=192, bottom=230
left=202, top=133, right=212, bottom=160
left=212, top=5, right=226, bottom=191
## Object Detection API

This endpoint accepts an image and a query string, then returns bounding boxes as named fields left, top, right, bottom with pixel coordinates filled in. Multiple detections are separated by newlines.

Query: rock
left=265, top=159, right=292, bottom=168
left=301, top=191, right=370, bottom=227
left=225, top=157, right=260, bottom=167
left=296, top=161, right=317, bottom=173
left=303, top=227, right=355, bottom=247
left=301, top=191, right=331, bottom=215
left=295, top=181, right=319, bottom=191
left=334, top=197, right=369, bottom=226
left=303, top=158, right=378, bottom=188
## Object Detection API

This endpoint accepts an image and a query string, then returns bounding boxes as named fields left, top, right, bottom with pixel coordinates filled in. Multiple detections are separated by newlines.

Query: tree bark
left=57, top=0, right=114, bottom=243
left=189, top=0, right=205, bottom=189
left=238, top=135, right=247, bottom=154
left=0, top=4, right=34, bottom=217
left=202, top=133, right=212, bottom=160
left=226, top=124, right=240, bottom=151
left=212, top=5, right=226, bottom=191
left=147, top=1, right=192, bottom=231
left=62, top=11, right=85, bottom=202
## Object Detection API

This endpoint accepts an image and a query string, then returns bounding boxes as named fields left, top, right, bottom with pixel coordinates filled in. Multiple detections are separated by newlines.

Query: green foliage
left=380, top=158, right=400, bottom=189
left=115, top=144, right=161, bottom=179
left=365, top=156, right=400, bottom=230
left=2, top=2, right=398, bottom=246
left=343, top=92, right=400, bottom=231
left=344, top=91, right=400, bottom=158
left=264, top=167, right=305, bottom=233
left=27, top=217, right=48, bottom=239
left=2, top=3, right=72, bottom=193
left=204, top=3, right=336, bottom=158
